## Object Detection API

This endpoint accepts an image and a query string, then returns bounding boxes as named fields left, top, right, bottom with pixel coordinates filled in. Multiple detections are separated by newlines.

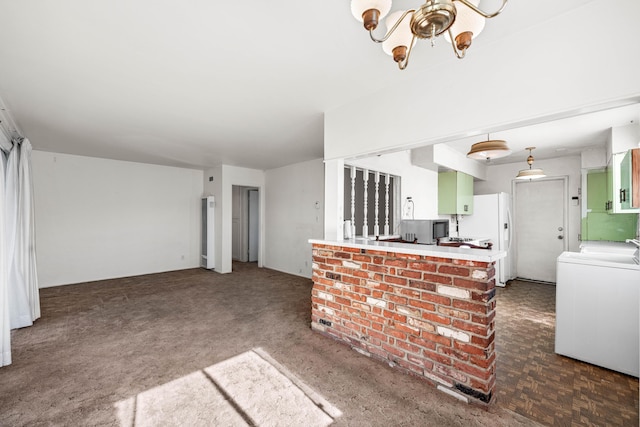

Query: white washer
left=555, top=251, right=639, bottom=377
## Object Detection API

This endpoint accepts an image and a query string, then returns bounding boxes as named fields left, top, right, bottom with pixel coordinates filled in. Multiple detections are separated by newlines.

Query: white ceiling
left=443, top=102, right=640, bottom=166
left=0, top=0, right=628, bottom=171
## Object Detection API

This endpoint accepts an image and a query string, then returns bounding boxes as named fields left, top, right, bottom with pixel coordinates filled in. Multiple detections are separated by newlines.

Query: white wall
left=324, top=0, right=640, bottom=160
left=475, top=155, right=582, bottom=252
left=265, top=158, right=324, bottom=277
left=203, top=164, right=265, bottom=273
left=32, top=151, right=203, bottom=287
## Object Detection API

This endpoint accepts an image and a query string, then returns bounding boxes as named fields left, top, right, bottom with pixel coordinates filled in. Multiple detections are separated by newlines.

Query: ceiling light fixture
left=466, top=134, right=511, bottom=160
left=351, top=0, right=508, bottom=70
left=515, top=147, right=546, bottom=180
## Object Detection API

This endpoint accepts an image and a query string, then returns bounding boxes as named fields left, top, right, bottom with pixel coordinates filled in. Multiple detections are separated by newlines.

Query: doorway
left=231, top=186, right=260, bottom=263
left=513, top=177, right=568, bottom=283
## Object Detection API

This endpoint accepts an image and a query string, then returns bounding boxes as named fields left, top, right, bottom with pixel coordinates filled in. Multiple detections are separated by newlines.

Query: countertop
left=579, top=240, right=638, bottom=255
left=558, top=251, right=640, bottom=271
left=309, top=238, right=506, bottom=263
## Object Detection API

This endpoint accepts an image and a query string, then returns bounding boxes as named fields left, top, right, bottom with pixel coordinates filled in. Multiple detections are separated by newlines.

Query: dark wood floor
left=495, top=280, right=639, bottom=426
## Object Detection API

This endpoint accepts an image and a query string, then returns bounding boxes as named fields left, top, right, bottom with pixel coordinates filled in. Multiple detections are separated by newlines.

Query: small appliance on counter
left=399, top=219, right=449, bottom=244
left=437, top=236, right=492, bottom=249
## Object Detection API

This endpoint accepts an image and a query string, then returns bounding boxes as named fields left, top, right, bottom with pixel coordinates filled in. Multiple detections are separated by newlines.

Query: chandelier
left=515, top=147, right=546, bottom=180
left=351, top=0, right=508, bottom=70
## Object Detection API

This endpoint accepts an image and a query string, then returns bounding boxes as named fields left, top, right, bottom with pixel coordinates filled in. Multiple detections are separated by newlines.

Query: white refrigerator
left=458, top=192, right=514, bottom=287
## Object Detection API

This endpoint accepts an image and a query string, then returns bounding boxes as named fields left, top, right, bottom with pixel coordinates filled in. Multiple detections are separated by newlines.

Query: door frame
left=511, top=176, right=569, bottom=281
left=231, top=185, right=260, bottom=263
left=248, top=189, right=259, bottom=262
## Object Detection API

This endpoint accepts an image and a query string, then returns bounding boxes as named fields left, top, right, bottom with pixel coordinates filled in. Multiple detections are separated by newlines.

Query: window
left=343, top=166, right=399, bottom=238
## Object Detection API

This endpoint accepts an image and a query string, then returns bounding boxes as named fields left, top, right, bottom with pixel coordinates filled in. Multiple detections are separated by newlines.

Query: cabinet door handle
left=620, top=189, right=627, bottom=203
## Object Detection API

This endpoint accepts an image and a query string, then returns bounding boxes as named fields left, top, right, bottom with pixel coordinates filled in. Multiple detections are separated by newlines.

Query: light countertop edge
left=309, top=238, right=507, bottom=263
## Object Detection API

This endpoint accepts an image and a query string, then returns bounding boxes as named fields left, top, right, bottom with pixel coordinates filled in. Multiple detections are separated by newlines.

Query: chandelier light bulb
left=382, top=10, right=415, bottom=63
left=444, top=0, right=485, bottom=52
left=351, top=0, right=393, bottom=30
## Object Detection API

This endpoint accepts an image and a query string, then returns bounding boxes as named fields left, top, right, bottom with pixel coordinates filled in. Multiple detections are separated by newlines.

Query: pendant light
left=466, top=134, right=511, bottom=160
left=515, top=147, right=546, bottom=180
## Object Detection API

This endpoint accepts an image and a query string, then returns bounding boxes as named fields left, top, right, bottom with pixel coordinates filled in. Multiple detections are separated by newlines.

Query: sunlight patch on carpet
left=115, top=348, right=340, bottom=426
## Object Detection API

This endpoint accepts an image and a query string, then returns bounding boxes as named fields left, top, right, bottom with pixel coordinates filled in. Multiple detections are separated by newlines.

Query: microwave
left=400, top=219, right=450, bottom=244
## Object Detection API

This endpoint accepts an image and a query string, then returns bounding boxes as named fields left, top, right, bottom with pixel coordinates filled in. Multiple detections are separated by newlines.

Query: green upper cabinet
left=621, top=150, right=632, bottom=210
left=438, top=171, right=473, bottom=215
left=586, top=171, right=607, bottom=213
left=606, top=160, right=613, bottom=212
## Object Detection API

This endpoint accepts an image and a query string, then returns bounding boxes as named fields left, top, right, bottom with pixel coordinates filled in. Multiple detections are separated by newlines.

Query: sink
left=558, top=251, right=639, bottom=270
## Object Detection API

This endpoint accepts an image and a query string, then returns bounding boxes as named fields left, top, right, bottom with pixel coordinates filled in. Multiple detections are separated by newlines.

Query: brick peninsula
left=309, top=238, right=506, bottom=405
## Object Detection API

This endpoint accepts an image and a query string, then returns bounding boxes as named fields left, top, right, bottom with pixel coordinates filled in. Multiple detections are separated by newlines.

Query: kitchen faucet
left=626, top=239, right=640, bottom=264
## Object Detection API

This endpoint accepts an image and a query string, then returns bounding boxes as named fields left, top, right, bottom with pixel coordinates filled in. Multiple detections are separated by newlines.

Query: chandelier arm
left=455, top=0, right=508, bottom=19
left=368, top=9, right=416, bottom=43
left=447, top=28, right=466, bottom=59
left=398, top=34, right=417, bottom=70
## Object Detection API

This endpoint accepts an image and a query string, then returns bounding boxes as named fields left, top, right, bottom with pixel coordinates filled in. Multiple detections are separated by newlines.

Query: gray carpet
left=1, top=263, right=539, bottom=426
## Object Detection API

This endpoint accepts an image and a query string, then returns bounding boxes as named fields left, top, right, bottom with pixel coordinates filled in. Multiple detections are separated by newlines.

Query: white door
left=514, top=178, right=567, bottom=283
left=248, top=189, right=259, bottom=262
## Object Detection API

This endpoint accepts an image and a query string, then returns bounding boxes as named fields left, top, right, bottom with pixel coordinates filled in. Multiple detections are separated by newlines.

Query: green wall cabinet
left=438, top=171, right=473, bottom=215
left=586, top=171, right=607, bottom=213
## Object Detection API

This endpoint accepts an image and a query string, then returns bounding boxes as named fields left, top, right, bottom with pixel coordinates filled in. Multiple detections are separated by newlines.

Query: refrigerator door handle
left=506, top=206, right=513, bottom=253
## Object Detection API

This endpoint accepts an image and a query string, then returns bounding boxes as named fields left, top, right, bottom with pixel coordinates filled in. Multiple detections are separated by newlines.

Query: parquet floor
left=495, top=280, right=639, bottom=426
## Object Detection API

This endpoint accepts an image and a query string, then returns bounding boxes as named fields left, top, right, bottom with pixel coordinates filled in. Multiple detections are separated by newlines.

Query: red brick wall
left=311, top=243, right=497, bottom=404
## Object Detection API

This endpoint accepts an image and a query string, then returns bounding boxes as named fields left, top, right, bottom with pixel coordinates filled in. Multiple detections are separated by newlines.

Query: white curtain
left=0, top=134, right=9, bottom=366
left=17, top=140, right=40, bottom=321
left=1, top=137, right=40, bottom=367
